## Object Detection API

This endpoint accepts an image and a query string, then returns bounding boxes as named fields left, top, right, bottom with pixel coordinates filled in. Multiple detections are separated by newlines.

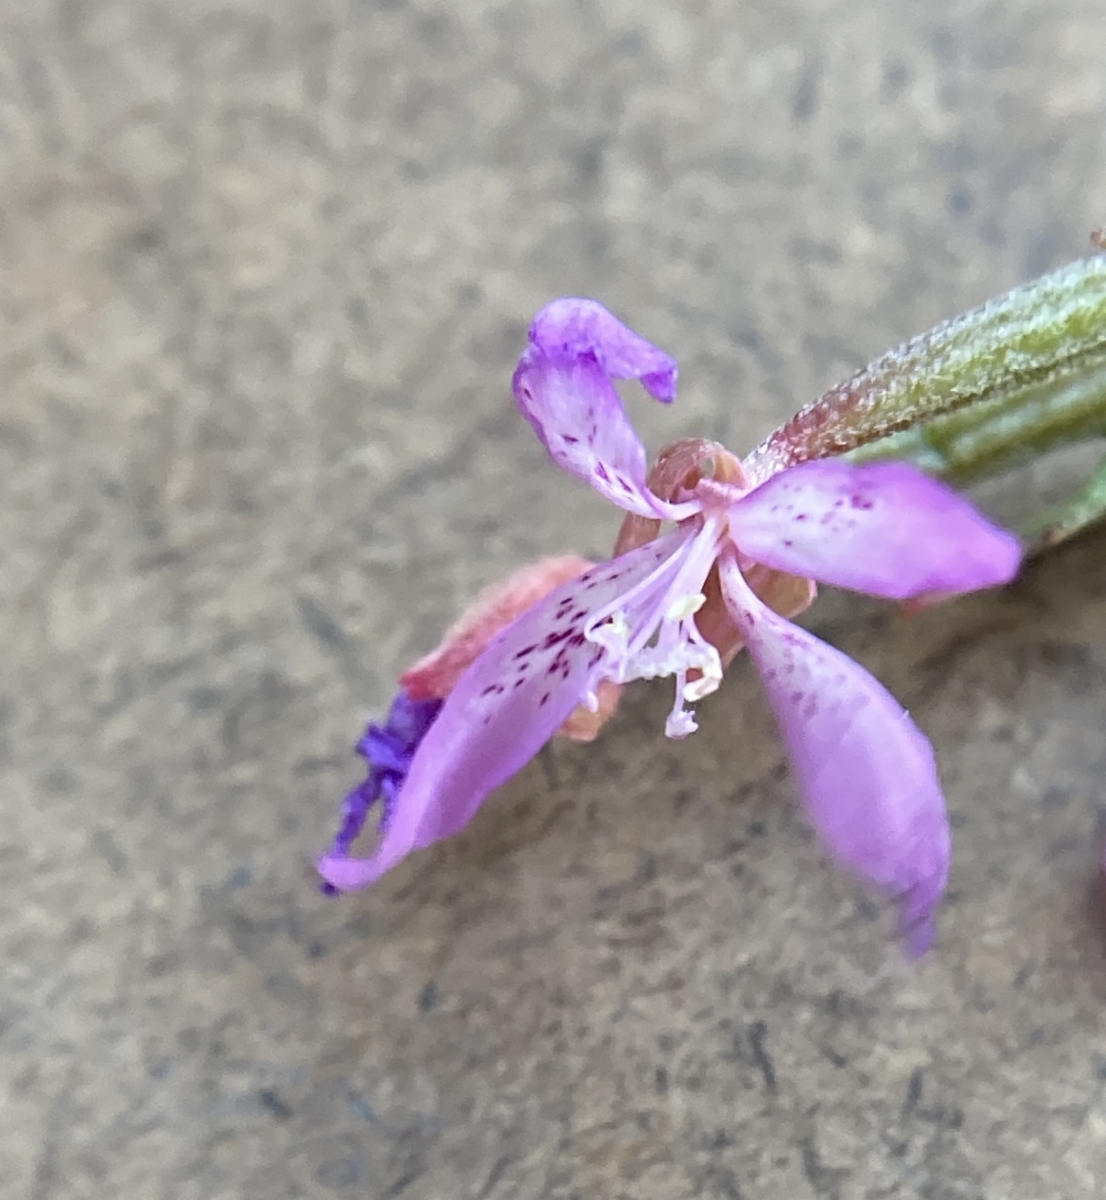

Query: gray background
left=3, top=1, right=1106, bottom=1197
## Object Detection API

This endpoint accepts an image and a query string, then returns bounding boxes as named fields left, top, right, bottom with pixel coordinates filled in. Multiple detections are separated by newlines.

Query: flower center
left=585, top=517, right=726, bottom=737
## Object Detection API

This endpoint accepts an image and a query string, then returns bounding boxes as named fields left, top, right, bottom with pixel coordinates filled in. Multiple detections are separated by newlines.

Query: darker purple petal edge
left=319, top=689, right=443, bottom=896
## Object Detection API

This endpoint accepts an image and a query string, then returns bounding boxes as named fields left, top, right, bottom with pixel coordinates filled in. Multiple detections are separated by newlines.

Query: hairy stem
left=745, top=253, right=1106, bottom=551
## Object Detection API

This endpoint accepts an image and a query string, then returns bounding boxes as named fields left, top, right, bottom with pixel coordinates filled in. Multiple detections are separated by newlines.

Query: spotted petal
left=727, top=459, right=1021, bottom=599
left=318, top=531, right=690, bottom=891
left=530, top=297, right=679, bottom=400
left=400, top=555, right=596, bottom=702
left=513, top=299, right=696, bottom=519
left=720, top=554, right=950, bottom=952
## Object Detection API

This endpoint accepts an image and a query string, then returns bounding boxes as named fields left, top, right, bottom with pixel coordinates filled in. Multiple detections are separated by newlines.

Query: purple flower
left=318, top=299, right=1021, bottom=951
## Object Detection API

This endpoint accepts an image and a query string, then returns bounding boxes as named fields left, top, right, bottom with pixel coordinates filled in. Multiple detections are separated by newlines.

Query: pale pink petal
left=728, top=460, right=1021, bottom=600
left=512, top=299, right=696, bottom=519
left=720, top=554, right=950, bottom=952
left=318, top=531, right=690, bottom=891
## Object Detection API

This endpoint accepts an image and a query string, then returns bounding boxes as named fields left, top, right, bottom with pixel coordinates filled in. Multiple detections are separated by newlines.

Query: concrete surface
left=3, top=1, right=1106, bottom=1197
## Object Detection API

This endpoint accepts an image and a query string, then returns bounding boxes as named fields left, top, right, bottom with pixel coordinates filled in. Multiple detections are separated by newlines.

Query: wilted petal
left=728, top=459, right=1021, bottom=599
left=318, top=533, right=689, bottom=891
left=614, top=438, right=747, bottom=557
left=719, top=554, right=950, bottom=951
left=513, top=300, right=696, bottom=519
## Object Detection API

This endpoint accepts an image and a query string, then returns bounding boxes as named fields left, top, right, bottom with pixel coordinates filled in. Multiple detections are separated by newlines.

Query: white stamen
left=665, top=708, right=698, bottom=738
left=588, top=611, right=630, bottom=660
left=582, top=516, right=729, bottom=742
left=683, top=666, right=722, bottom=703
left=665, top=592, right=706, bottom=622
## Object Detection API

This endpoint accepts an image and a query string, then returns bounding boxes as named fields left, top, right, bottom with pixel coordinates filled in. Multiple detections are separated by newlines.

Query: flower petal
left=688, top=561, right=818, bottom=672
left=719, top=554, right=950, bottom=952
left=401, top=555, right=628, bottom=742
left=319, top=690, right=444, bottom=894
left=728, top=459, right=1021, bottom=599
left=513, top=299, right=696, bottom=519
left=530, top=297, right=678, bottom=400
left=318, top=531, right=690, bottom=891
left=401, top=555, right=596, bottom=702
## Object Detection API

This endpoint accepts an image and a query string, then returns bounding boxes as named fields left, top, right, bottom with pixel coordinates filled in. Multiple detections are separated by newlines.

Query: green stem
left=745, top=254, right=1106, bottom=552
